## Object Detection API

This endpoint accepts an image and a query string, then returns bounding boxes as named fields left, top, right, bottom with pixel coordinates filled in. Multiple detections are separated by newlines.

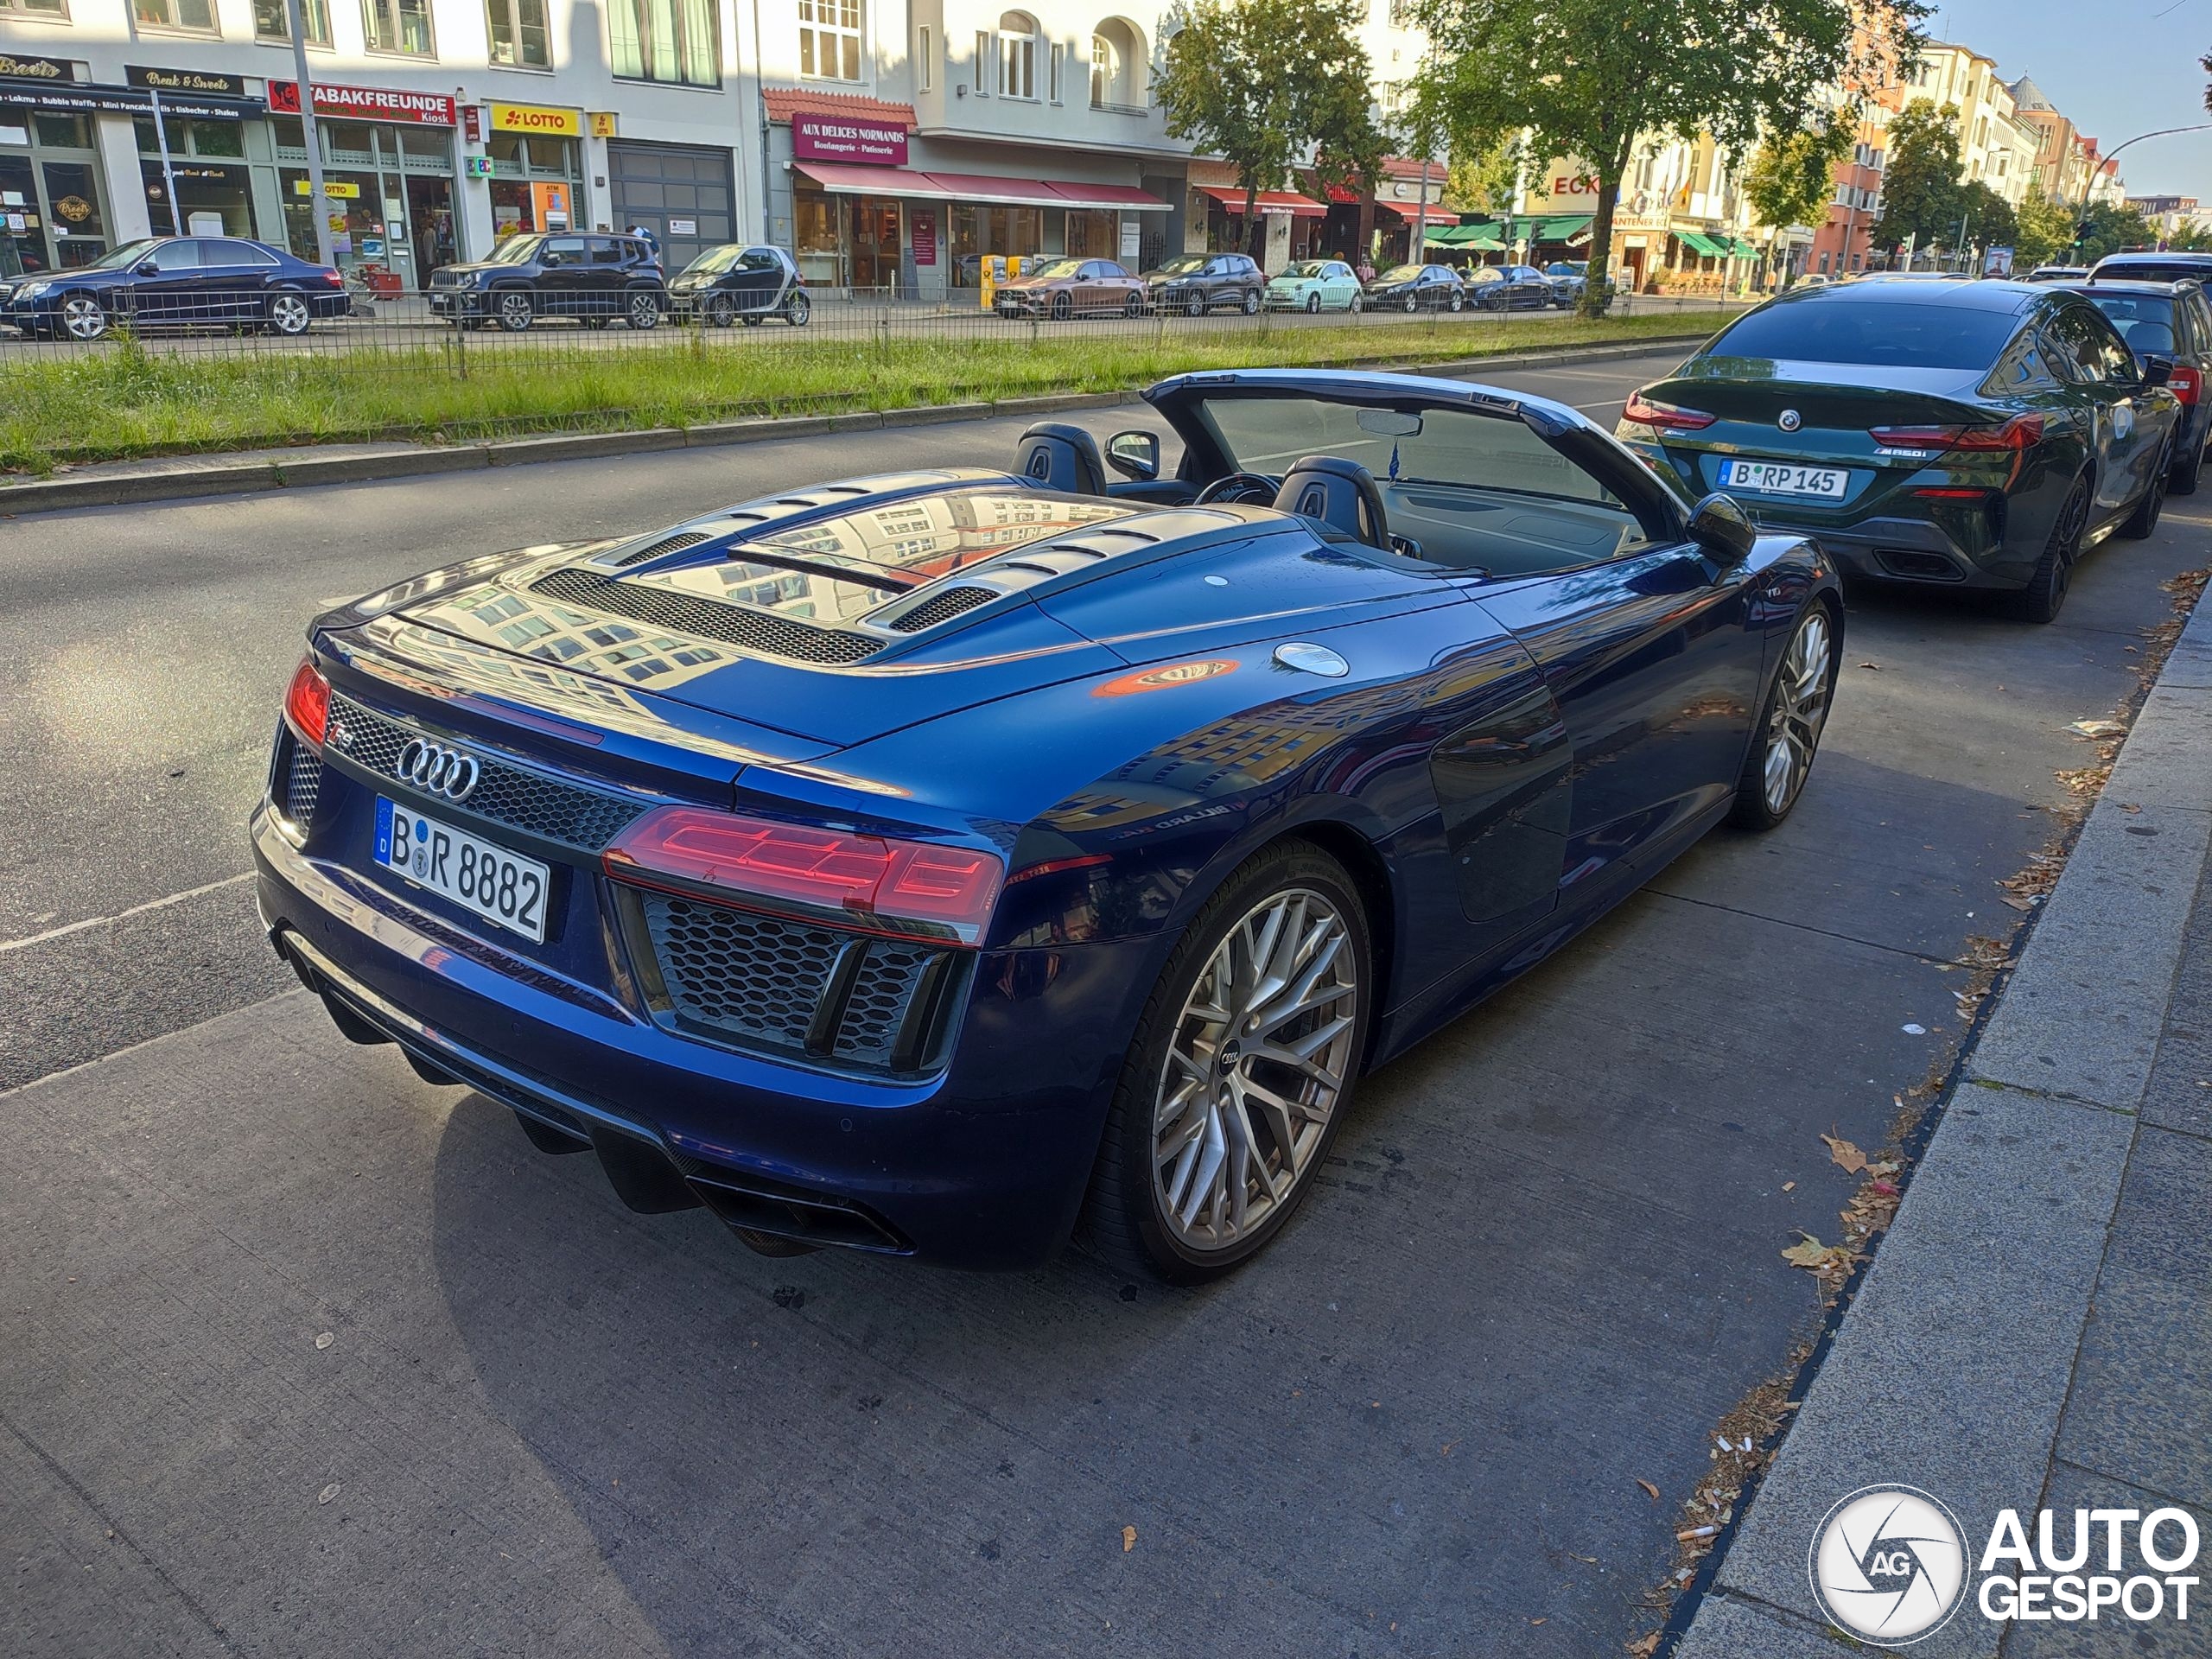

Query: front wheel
left=1051, top=291, right=1072, bottom=321
left=1730, top=604, right=1834, bottom=830
left=1084, top=842, right=1371, bottom=1284
left=1402, top=293, right=1419, bottom=313
left=59, top=294, right=108, bottom=342
left=2119, top=440, right=2171, bottom=539
left=494, top=290, right=534, bottom=332
left=626, top=291, right=661, bottom=330
left=1305, top=291, right=1320, bottom=314
left=706, top=295, right=735, bottom=328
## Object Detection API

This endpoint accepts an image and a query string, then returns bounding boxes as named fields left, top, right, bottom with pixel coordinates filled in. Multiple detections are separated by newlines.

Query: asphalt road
left=3, top=352, right=2204, bottom=1657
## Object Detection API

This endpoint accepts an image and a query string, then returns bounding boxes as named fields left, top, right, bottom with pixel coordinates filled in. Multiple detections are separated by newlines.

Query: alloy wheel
left=1150, top=888, right=1359, bottom=1253
left=1403, top=294, right=1419, bottom=313
left=785, top=291, right=810, bottom=325
left=1187, top=292, right=1206, bottom=317
left=267, top=293, right=310, bottom=336
left=707, top=295, right=734, bottom=327
left=628, top=292, right=659, bottom=329
left=1306, top=291, right=1320, bottom=313
left=498, top=292, right=533, bottom=331
left=61, top=296, right=106, bottom=341
left=1762, top=609, right=1834, bottom=815
left=1242, top=289, right=1261, bottom=315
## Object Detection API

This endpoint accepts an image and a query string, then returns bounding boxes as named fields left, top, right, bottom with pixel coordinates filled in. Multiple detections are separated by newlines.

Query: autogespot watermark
left=1808, top=1484, right=2202, bottom=1648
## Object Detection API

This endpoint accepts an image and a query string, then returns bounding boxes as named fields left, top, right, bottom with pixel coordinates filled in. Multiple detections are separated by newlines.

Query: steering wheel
left=1195, top=472, right=1281, bottom=505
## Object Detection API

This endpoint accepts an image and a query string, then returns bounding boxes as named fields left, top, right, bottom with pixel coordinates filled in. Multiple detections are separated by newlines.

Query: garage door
left=607, top=142, right=737, bottom=276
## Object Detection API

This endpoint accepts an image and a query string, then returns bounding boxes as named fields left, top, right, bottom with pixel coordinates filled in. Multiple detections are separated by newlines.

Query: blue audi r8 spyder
left=251, top=370, right=1841, bottom=1281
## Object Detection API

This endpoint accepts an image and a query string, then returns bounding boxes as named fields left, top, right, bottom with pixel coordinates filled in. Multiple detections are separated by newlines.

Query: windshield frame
left=86, top=238, right=161, bottom=272
left=486, top=233, right=549, bottom=266
left=1020, top=258, right=1087, bottom=283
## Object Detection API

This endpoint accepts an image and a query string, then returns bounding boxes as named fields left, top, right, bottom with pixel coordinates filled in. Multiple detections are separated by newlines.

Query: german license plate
left=374, top=798, right=550, bottom=943
left=1720, top=459, right=1849, bottom=498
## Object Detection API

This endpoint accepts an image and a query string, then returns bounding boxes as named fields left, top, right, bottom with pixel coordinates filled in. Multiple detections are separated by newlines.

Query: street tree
left=2069, top=201, right=2157, bottom=264
left=1954, top=180, right=2016, bottom=264
left=1409, top=0, right=1926, bottom=317
left=2012, top=192, right=2075, bottom=268
left=1868, top=99, right=1964, bottom=258
left=1155, top=0, right=1385, bottom=260
left=1446, top=137, right=1522, bottom=217
left=1745, top=116, right=1854, bottom=238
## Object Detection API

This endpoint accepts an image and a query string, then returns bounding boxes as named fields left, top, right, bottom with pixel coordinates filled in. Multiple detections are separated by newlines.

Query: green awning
left=1428, top=222, right=1503, bottom=248
left=1728, top=236, right=1764, bottom=258
left=1678, top=232, right=1726, bottom=257
left=1530, top=213, right=1593, bottom=243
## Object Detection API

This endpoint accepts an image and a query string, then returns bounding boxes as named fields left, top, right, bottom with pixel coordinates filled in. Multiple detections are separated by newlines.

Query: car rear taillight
left=603, top=807, right=1005, bottom=944
left=1621, top=390, right=1717, bottom=430
left=1871, top=414, right=2043, bottom=485
left=284, top=659, right=329, bottom=747
left=320, top=270, right=345, bottom=286
left=2170, top=365, right=2202, bottom=406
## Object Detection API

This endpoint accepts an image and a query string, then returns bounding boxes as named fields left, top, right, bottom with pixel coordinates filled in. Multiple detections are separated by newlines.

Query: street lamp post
left=287, top=0, right=336, bottom=269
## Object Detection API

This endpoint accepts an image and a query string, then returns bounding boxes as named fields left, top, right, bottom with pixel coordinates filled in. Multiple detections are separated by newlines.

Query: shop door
left=850, top=198, right=900, bottom=295
left=409, top=177, right=457, bottom=289
left=606, top=142, right=734, bottom=278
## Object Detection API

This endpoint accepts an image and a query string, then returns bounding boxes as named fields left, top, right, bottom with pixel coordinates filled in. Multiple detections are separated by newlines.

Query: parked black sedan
left=668, top=244, right=810, bottom=327
left=0, top=236, right=346, bottom=340
left=1465, top=264, right=1557, bottom=311
left=1617, top=279, right=2181, bottom=621
left=1139, top=253, right=1265, bottom=316
left=2062, top=277, right=2212, bottom=493
left=1366, top=263, right=1465, bottom=312
left=429, top=232, right=666, bottom=332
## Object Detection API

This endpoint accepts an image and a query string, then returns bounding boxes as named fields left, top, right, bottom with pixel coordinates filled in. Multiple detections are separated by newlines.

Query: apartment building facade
left=2, top=0, right=1429, bottom=294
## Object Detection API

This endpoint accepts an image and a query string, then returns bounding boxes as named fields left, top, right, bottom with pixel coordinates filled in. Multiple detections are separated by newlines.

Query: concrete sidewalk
left=1674, top=594, right=2212, bottom=1657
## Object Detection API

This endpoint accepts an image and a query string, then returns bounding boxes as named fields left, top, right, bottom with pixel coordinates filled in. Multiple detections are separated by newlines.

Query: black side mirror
left=2141, top=353, right=2175, bottom=387
left=1105, top=430, right=1160, bottom=481
left=1688, top=492, right=1757, bottom=564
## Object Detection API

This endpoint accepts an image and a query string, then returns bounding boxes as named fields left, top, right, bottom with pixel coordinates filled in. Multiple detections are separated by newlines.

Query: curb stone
left=1671, top=591, right=2212, bottom=1659
left=0, top=333, right=1711, bottom=517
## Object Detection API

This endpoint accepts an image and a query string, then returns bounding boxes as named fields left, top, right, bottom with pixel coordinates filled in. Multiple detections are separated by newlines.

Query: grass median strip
left=0, top=312, right=1713, bottom=475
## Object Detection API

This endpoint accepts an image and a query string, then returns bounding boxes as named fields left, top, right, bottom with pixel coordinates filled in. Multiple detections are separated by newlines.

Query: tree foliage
left=1446, top=138, right=1522, bottom=215
left=2070, top=201, right=2157, bottom=264
left=1154, top=0, right=1385, bottom=257
left=1745, top=116, right=1854, bottom=233
left=1867, top=98, right=1964, bottom=254
left=1410, top=0, right=1926, bottom=315
left=2012, top=192, right=2075, bottom=268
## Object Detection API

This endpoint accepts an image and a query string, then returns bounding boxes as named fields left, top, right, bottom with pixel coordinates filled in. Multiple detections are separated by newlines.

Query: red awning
left=794, top=163, right=1168, bottom=212
left=1377, top=201, right=1459, bottom=226
left=1199, top=187, right=1328, bottom=219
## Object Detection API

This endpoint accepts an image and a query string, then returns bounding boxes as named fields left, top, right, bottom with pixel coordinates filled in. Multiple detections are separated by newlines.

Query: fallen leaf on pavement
left=1856, top=661, right=1881, bottom=670
left=1637, top=1478, right=1661, bottom=1502
left=1821, top=1134, right=1868, bottom=1174
left=1121, top=1525, right=1137, bottom=1552
left=317, top=1483, right=340, bottom=1505
left=1782, top=1180, right=1796, bottom=1192
left=1627, top=1634, right=1661, bottom=1657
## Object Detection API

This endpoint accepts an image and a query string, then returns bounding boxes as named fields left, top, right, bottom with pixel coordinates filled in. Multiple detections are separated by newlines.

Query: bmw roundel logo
left=1779, top=409, right=1803, bottom=432
left=397, top=737, right=482, bottom=803
left=1808, top=1484, right=1969, bottom=1643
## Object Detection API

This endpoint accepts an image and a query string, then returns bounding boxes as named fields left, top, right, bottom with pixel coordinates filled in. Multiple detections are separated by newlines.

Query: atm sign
left=488, top=101, right=582, bottom=137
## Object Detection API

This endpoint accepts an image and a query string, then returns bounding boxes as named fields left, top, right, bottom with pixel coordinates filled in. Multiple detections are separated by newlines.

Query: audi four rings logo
left=1779, top=409, right=1803, bottom=432
left=397, top=738, right=482, bottom=802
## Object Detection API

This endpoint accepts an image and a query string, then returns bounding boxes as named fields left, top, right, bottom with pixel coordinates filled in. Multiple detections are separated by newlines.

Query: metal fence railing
left=0, top=281, right=1753, bottom=377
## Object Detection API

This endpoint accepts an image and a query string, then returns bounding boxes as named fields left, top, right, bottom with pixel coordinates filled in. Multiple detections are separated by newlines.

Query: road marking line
left=0, top=872, right=255, bottom=954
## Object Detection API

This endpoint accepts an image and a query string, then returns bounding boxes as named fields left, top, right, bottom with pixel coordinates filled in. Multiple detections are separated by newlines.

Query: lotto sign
left=489, top=101, right=582, bottom=137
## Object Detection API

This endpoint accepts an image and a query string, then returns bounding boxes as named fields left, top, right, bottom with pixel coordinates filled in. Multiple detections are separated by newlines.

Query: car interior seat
left=1014, top=423, right=1107, bottom=494
left=1272, top=455, right=1389, bottom=550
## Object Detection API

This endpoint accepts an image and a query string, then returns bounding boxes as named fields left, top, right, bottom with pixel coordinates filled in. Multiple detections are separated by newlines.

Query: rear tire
left=2005, top=477, right=2088, bottom=623
left=2171, top=434, right=2205, bottom=497
left=1083, top=842, right=1371, bottom=1284
left=1241, top=289, right=1261, bottom=315
left=1729, top=603, right=1835, bottom=830
left=265, top=291, right=311, bottom=337
left=2119, top=441, right=2171, bottom=539
left=785, top=290, right=810, bottom=326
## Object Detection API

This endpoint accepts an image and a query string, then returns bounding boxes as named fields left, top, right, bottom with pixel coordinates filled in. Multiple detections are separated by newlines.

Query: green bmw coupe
left=1618, top=281, right=2181, bottom=620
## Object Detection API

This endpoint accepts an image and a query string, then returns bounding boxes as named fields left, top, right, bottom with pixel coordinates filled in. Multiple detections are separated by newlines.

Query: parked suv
left=0, top=235, right=346, bottom=340
left=1139, top=252, right=1264, bottom=316
left=429, top=232, right=666, bottom=332
left=2088, top=251, right=2212, bottom=287
left=2063, top=276, right=2212, bottom=493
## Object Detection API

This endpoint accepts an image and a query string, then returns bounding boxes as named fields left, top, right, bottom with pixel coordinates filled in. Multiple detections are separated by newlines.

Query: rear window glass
left=1706, top=299, right=2020, bottom=370
left=2082, top=293, right=2179, bottom=358
left=2093, top=260, right=2212, bottom=285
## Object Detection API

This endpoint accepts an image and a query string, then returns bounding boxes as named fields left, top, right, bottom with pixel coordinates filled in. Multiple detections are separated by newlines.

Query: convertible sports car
left=251, top=370, right=1840, bottom=1282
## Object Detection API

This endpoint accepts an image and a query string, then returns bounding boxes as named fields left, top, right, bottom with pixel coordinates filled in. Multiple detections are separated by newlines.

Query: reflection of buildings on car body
left=1, top=0, right=1433, bottom=295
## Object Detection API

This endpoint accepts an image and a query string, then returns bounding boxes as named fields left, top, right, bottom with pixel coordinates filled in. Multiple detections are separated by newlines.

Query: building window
left=974, top=30, right=990, bottom=92
left=134, top=0, right=218, bottom=29
left=254, top=0, right=331, bottom=43
left=798, top=0, right=862, bottom=83
left=1090, top=19, right=1142, bottom=110
left=611, top=0, right=720, bottom=86
left=918, top=23, right=932, bottom=91
left=998, top=12, right=1037, bottom=99
left=1047, top=41, right=1062, bottom=102
left=486, top=0, right=550, bottom=66
left=2, top=0, right=71, bottom=16
left=360, top=0, right=434, bottom=54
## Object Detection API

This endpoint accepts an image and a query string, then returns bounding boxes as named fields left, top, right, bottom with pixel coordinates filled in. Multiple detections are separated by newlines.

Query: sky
left=1929, top=0, right=2211, bottom=198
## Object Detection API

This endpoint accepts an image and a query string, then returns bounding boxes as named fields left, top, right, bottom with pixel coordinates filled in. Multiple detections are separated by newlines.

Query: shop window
left=1, top=0, right=70, bottom=16
left=253, top=0, right=331, bottom=43
left=486, top=0, right=550, bottom=67
left=611, top=0, right=720, bottom=87
left=400, top=126, right=452, bottom=163
left=998, top=12, right=1037, bottom=99
left=33, top=114, right=94, bottom=149
left=798, top=0, right=862, bottom=83
left=134, top=0, right=217, bottom=30
left=361, top=0, right=434, bottom=55
left=134, top=117, right=245, bottom=160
